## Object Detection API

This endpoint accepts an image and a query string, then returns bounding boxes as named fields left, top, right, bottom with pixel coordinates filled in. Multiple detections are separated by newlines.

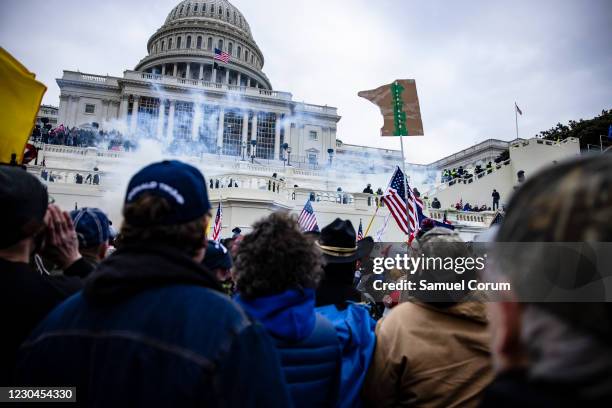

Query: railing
left=510, top=137, right=578, bottom=149
left=208, top=174, right=286, bottom=194
left=428, top=209, right=496, bottom=225
left=122, top=71, right=292, bottom=100
left=62, top=71, right=119, bottom=86
left=294, top=102, right=338, bottom=116
left=27, top=165, right=106, bottom=186
left=430, top=158, right=512, bottom=194
left=429, top=138, right=513, bottom=168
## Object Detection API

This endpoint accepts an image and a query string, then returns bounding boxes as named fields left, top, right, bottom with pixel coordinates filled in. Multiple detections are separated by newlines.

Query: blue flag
left=608, top=124, right=612, bottom=140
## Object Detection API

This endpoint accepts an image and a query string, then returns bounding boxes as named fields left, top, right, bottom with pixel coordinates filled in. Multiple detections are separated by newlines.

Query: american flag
left=212, top=202, right=222, bottom=241
left=298, top=200, right=319, bottom=232
left=515, top=102, right=523, bottom=115
left=214, top=48, right=230, bottom=63
left=382, top=167, right=423, bottom=237
left=357, top=219, right=364, bottom=241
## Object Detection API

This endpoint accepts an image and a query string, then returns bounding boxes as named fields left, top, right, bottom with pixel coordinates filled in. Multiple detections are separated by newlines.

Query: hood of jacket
left=83, top=243, right=221, bottom=305
left=234, top=288, right=316, bottom=342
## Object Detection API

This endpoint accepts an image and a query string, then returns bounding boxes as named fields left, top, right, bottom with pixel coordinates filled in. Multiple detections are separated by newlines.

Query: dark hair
left=235, top=212, right=323, bottom=299
left=119, top=195, right=207, bottom=256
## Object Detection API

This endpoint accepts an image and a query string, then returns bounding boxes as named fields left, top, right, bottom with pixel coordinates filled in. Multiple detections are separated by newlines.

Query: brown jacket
left=362, top=302, right=493, bottom=408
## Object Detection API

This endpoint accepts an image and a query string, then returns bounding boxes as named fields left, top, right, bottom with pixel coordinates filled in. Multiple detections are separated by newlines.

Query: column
left=173, top=63, right=178, bottom=76
left=225, top=69, right=230, bottom=84
left=102, top=100, right=110, bottom=123
left=241, top=111, right=249, bottom=144
left=119, top=95, right=129, bottom=125
left=284, top=119, right=291, bottom=148
left=130, top=96, right=140, bottom=132
left=191, top=103, right=200, bottom=141
left=250, top=111, right=258, bottom=158
left=71, top=96, right=80, bottom=126
left=199, top=64, right=204, bottom=80
left=58, top=95, right=69, bottom=125
left=216, top=107, right=225, bottom=149
left=161, top=64, right=166, bottom=75
left=166, top=100, right=175, bottom=140
left=247, top=77, right=251, bottom=88
left=212, top=60, right=217, bottom=83
left=274, top=113, right=281, bottom=160
left=156, top=100, right=165, bottom=139
left=186, top=63, right=191, bottom=79
left=237, top=72, right=242, bottom=87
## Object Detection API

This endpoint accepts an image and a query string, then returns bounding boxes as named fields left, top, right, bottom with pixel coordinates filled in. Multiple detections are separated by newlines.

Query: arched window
left=250, top=55, right=254, bottom=64
left=228, top=42, right=233, bottom=55
left=218, top=7, right=222, bottom=16
left=210, top=5, right=214, bottom=14
left=226, top=10, right=230, bottom=19
left=194, top=4, right=198, bottom=12
left=218, top=39, right=223, bottom=50
left=244, top=50, right=249, bottom=61
left=237, top=46, right=241, bottom=59
left=179, top=5, right=183, bottom=14
left=177, top=36, right=182, bottom=48
left=186, top=36, right=191, bottom=48
left=161, top=40, right=165, bottom=51
left=196, top=36, right=202, bottom=49
left=203, top=3, right=207, bottom=12
left=168, top=38, right=173, bottom=49
left=186, top=5, right=190, bottom=14
left=234, top=12, right=237, bottom=22
left=207, top=37, right=213, bottom=50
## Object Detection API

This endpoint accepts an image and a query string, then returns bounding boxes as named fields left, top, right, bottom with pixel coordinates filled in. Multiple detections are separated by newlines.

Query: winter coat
left=236, top=288, right=341, bottom=408
left=362, top=301, right=493, bottom=408
left=0, top=258, right=82, bottom=384
left=14, top=244, right=291, bottom=407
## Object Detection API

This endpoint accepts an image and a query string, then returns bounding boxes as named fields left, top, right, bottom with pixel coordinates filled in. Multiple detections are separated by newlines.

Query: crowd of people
left=31, top=124, right=136, bottom=151
left=1, top=153, right=611, bottom=407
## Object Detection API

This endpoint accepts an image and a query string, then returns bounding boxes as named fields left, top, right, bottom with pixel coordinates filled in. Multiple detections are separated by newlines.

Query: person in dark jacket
left=431, top=197, right=441, bottom=209
left=492, top=189, right=500, bottom=210
left=315, top=219, right=374, bottom=308
left=0, top=166, right=83, bottom=385
left=14, top=160, right=291, bottom=407
left=234, top=212, right=341, bottom=408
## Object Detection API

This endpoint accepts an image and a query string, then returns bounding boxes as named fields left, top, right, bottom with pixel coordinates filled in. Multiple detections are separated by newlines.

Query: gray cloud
left=1, top=0, right=610, bottom=163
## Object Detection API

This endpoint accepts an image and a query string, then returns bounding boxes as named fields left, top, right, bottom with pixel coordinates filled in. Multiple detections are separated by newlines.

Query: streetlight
left=327, top=148, right=334, bottom=167
left=250, top=139, right=257, bottom=163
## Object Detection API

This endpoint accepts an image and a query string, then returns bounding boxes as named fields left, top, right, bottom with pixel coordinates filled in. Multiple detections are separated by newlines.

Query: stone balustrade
left=207, top=173, right=286, bottom=194
left=28, top=165, right=106, bottom=186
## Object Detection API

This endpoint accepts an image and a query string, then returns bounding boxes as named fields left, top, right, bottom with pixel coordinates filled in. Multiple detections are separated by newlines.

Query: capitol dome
left=134, top=0, right=271, bottom=89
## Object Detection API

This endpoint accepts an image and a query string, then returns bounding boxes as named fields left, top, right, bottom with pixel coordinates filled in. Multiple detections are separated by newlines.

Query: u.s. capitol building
left=35, top=0, right=579, bottom=240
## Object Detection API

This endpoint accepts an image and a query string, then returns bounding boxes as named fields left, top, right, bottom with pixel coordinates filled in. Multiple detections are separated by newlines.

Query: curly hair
left=235, top=211, right=323, bottom=299
left=118, top=194, right=208, bottom=256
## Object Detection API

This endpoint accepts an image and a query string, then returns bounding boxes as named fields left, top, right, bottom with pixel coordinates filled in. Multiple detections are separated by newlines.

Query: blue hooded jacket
left=236, top=289, right=341, bottom=408
left=317, top=303, right=377, bottom=408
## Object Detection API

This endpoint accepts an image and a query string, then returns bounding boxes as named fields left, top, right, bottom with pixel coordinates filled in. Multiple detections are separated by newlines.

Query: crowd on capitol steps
left=1, top=153, right=611, bottom=407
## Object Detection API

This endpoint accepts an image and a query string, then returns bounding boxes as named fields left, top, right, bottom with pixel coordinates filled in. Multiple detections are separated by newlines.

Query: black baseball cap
left=0, top=166, right=48, bottom=248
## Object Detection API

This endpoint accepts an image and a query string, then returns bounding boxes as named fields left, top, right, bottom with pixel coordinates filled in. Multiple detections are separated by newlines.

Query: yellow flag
left=0, top=47, right=47, bottom=164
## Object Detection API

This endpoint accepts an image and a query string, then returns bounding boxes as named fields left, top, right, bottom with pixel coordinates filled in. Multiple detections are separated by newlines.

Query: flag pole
left=363, top=202, right=380, bottom=236
left=514, top=102, right=519, bottom=140
left=399, top=135, right=410, bottom=240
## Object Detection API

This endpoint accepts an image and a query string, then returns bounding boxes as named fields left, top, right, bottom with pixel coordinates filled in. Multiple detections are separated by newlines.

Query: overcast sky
left=1, top=0, right=611, bottom=163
